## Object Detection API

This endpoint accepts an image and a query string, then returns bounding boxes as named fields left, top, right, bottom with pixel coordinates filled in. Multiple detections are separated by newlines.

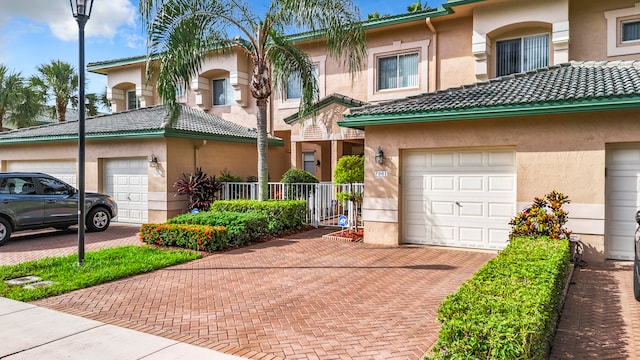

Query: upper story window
left=176, top=83, right=185, bottom=97
left=377, top=52, right=419, bottom=91
left=604, top=5, right=640, bottom=56
left=126, top=90, right=139, bottom=110
left=212, top=78, right=228, bottom=106
left=176, top=83, right=188, bottom=103
left=622, top=19, right=640, bottom=43
left=496, top=34, right=549, bottom=77
left=286, top=66, right=319, bottom=100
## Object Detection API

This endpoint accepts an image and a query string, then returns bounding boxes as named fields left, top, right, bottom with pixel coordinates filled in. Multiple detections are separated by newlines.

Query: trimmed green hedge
left=426, top=237, right=571, bottom=360
left=210, top=200, right=307, bottom=235
left=139, top=223, right=228, bottom=252
left=167, top=211, right=268, bottom=247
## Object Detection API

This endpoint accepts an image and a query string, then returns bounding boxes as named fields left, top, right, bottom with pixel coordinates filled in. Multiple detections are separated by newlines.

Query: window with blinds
left=377, top=52, right=419, bottom=91
left=286, top=66, right=318, bottom=100
left=496, top=34, right=549, bottom=77
left=622, top=20, right=640, bottom=42
left=126, top=90, right=139, bottom=110
left=212, top=79, right=227, bottom=106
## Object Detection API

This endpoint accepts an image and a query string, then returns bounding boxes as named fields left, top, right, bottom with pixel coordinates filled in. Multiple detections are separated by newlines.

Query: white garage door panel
left=104, top=158, right=148, bottom=224
left=459, top=202, right=483, bottom=217
left=403, top=149, right=516, bottom=250
left=6, top=160, right=76, bottom=186
left=460, top=227, right=483, bottom=242
left=489, top=202, right=516, bottom=218
left=605, top=146, right=640, bottom=260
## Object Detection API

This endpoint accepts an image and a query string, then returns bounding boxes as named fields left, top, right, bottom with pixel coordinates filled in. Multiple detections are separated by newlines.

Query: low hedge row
left=210, top=200, right=307, bottom=235
left=139, top=223, right=227, bottom=252
left=426, top=236, right=571, bottom=360
left=167, top=211, right=269, bottom=247
left=141, top=201, right=307, bottom=253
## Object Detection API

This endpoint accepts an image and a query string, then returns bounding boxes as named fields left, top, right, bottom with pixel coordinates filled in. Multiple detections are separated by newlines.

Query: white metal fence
left=218, top=182, right=364, bottom=228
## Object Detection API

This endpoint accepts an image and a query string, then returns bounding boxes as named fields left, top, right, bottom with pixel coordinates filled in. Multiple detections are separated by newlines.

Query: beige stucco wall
left=272, top=21, right=439, bottom=132
left=361, top=109, right=640, bottom=263
left=288, top=103, right=365, bottom=181
left=470, top=0, right=569, bottom=80
left=570, top=0, right=640, bottom=61
left=0, top=136, right=285, bottom=224
left=165, top=137, right=289, bottom=218
left=431, top=15, right=477, bottom=90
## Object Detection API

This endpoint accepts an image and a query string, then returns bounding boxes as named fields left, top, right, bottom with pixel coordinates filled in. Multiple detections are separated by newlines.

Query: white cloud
left=0, top=0, right=137, bottom=42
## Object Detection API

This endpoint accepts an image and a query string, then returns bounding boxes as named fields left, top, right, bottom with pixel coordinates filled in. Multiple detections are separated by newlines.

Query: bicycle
left=568, top=234, right=587, bottom=268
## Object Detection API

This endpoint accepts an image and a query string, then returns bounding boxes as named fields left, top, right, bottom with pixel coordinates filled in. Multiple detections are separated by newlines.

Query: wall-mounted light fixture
left=316, top=160, right=321, bottom=167
left=375, top=146, right=384, bottom=164
left=149, top=154, right=158, bottom=167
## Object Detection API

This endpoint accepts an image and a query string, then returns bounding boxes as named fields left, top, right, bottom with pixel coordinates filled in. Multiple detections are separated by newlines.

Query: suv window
left=0, top=177, right=36, bottom=195
left=38, top=177, right=71, bottom=195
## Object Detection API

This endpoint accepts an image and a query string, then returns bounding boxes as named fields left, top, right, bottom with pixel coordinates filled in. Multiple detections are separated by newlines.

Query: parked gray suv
left=0, top=172, right=118, bottom=245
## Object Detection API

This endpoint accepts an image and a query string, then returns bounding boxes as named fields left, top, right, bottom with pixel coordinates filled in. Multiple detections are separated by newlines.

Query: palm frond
left=267, top=34, right=317, bottom=117
left=274, top=0, right=366, bottom=76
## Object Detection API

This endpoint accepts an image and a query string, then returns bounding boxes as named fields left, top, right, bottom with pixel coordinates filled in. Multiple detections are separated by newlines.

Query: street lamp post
left=69, top=0, right=94, bottom=266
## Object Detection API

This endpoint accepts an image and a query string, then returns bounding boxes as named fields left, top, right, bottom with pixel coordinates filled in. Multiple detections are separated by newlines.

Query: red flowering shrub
left=139, top=223, right=228, bottom=252
left=509, top=190, right=571, bottom=240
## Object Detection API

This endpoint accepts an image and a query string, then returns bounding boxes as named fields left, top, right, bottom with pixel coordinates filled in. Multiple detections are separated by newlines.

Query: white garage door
left=402, top=148, right=516, bottom=250
left=6, top=160, right=77, bottom=186
left=605, top=146, right=640, bottom=260
left=103, top=158, right=148, bottom=224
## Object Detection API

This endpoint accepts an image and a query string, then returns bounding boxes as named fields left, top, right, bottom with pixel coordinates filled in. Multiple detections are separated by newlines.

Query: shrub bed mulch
left=322, top=228, right=364, bottom=242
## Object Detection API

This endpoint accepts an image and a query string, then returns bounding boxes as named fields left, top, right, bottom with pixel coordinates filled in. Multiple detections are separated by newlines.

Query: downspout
left=426, top=17, right=438, bottom=92
left=194, top=140, right=208, bottom=172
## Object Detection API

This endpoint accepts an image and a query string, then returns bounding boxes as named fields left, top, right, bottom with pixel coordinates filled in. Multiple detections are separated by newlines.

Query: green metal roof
left=0, top=105, right=283, bottom=146
left=339, top=61, right=640, bottom=129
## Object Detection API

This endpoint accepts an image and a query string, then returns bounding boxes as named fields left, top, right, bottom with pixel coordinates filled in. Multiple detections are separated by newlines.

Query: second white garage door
left=103, top=158, right=148, bottom=224
left=402, top=148, right=516, bottom=250
left=605, top=145, right=640, bottom=260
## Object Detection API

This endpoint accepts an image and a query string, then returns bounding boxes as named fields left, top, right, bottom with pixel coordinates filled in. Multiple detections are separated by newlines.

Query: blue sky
left=0, top=0, right=444, bottom=96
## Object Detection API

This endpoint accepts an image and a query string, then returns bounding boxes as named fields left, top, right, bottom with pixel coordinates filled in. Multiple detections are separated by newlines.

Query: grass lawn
left=0, top=245, right=201, bottom=302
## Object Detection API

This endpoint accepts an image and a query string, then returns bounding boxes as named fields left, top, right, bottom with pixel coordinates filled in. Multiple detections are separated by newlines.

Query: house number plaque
left=374, top=170, right=388, bottom=177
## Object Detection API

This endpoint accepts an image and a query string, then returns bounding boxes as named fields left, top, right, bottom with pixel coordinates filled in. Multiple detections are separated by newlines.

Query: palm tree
left=31, top=60, right=78, bottom=122
left=139, top=0, right=367, bottom=201
left=0, top=65, right=41, bottom=131
left=407, top=0, right=423, bottom=12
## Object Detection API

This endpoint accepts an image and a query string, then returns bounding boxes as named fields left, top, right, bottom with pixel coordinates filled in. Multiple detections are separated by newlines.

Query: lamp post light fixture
left=69, top=0, right=94, bottom=266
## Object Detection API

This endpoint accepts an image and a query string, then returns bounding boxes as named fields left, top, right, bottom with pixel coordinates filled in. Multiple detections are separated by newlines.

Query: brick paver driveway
left=550, top=263, right=640, bottom=359
left=32, top=227, right=494, bottom=360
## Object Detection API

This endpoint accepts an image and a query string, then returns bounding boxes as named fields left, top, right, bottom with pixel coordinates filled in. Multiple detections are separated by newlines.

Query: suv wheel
left=0, top=218, right=12, bottom=246
left=86, top=207, right=111, bottom=232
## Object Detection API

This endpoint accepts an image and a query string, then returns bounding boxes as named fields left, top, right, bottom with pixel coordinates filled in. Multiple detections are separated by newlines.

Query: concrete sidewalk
left=0, top=297, right=246, bottom=360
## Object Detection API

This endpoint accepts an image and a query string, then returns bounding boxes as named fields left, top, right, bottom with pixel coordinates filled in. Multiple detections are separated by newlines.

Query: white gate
left=219, top=182, right=364, bottom=228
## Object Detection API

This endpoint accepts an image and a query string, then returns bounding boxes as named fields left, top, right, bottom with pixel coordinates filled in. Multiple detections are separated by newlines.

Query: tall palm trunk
left=256, top=101, right=269, bottom=201
left=56, top=98, right=67, bottom=121
left=251, top=57, right=271, bottom=201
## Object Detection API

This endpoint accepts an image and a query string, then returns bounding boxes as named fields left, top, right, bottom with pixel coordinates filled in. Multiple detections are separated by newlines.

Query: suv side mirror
left=636, top=210, right=640, bottom=225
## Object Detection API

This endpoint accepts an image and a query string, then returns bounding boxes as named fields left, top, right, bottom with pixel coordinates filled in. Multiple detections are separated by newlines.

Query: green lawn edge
left=0, top=245, right=201, bottom=302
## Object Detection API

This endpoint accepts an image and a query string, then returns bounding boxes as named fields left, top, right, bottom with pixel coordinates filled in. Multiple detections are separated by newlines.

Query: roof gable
left=283, top=93, right=369, bottom=124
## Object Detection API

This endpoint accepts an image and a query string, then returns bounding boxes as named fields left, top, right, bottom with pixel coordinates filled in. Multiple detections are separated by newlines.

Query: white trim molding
left=367, top=40, right=430, bottom=103
left=605, top=3, right=640, bottom=56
